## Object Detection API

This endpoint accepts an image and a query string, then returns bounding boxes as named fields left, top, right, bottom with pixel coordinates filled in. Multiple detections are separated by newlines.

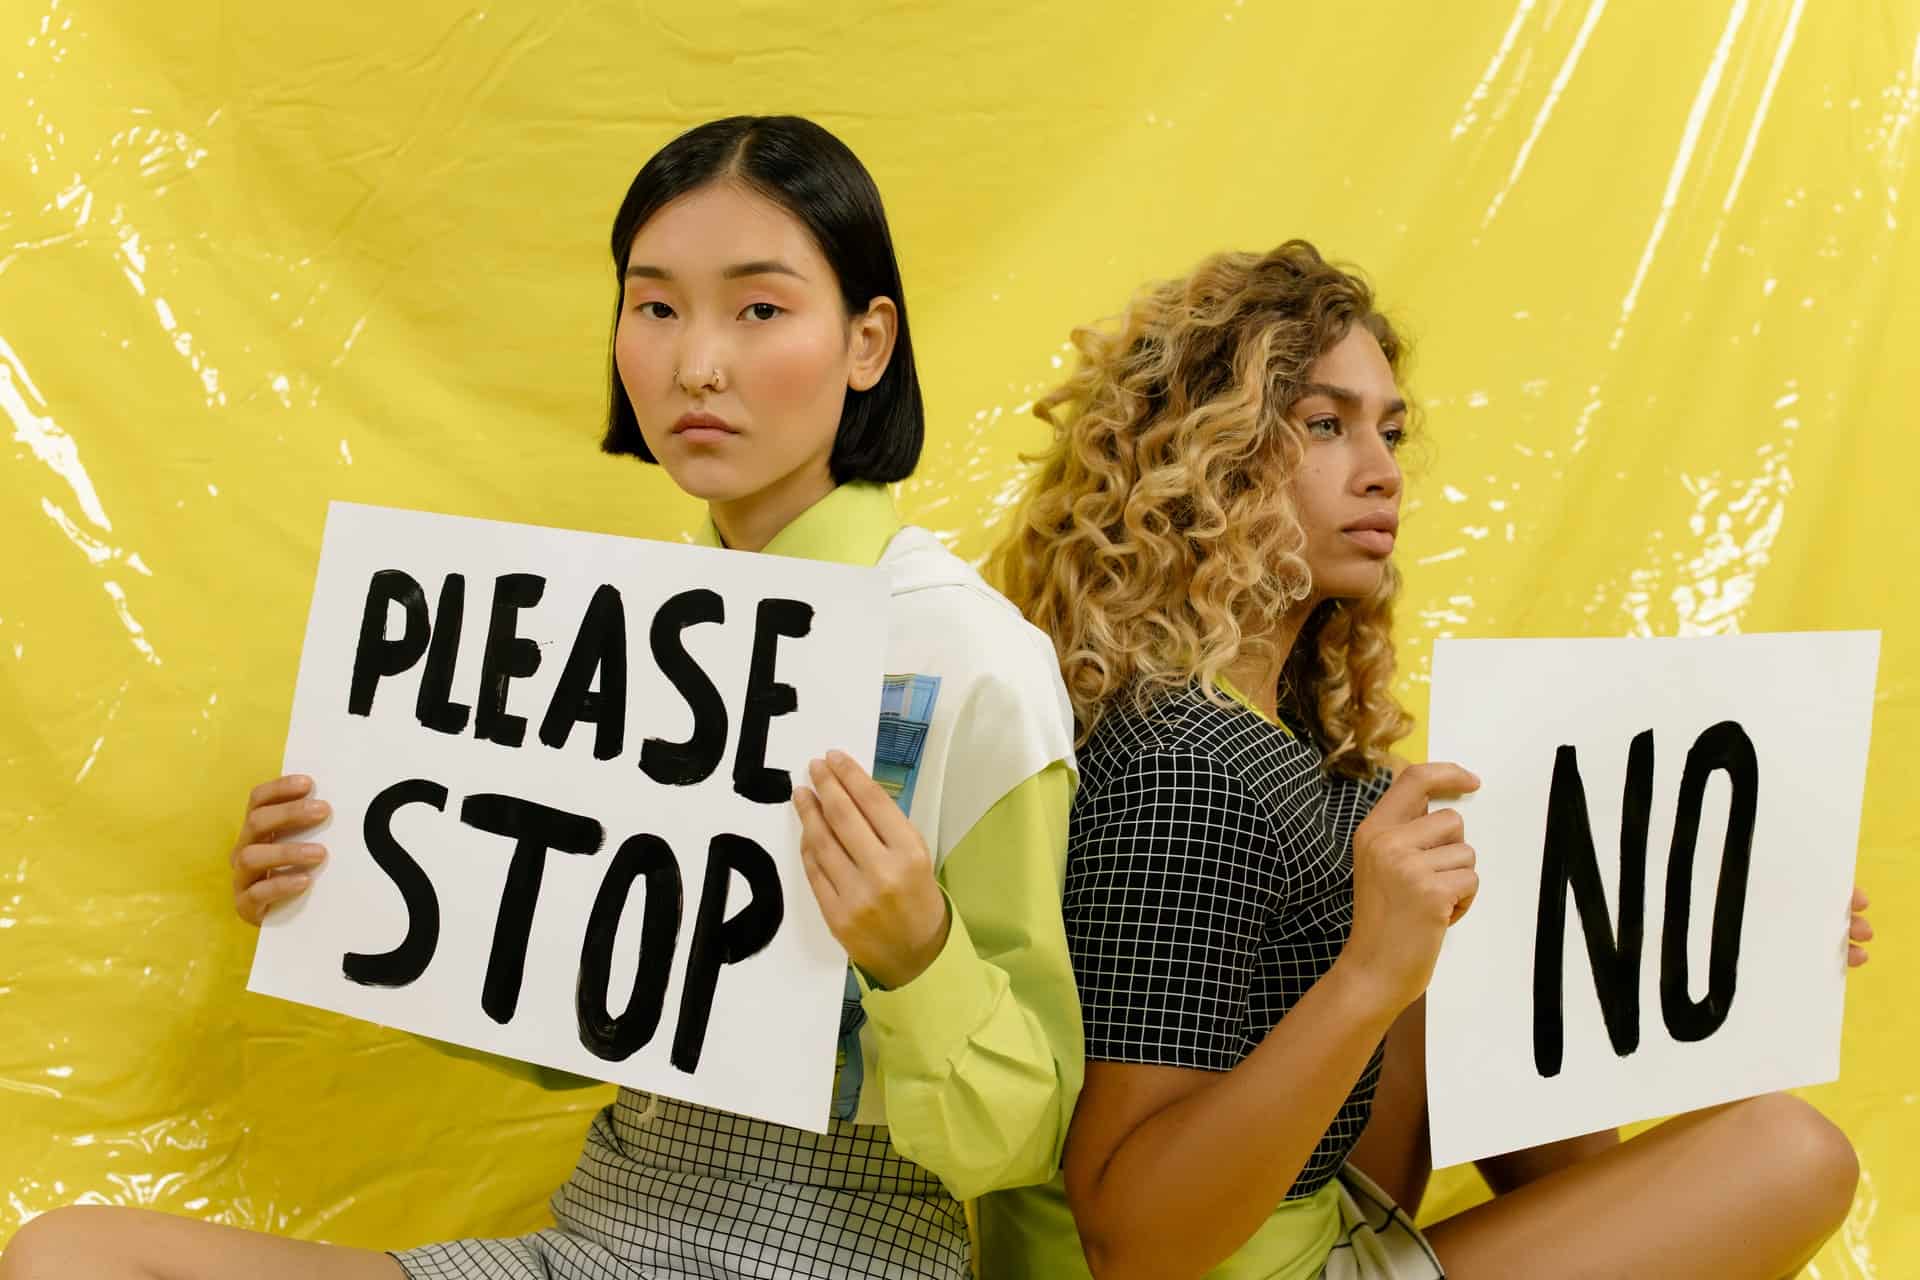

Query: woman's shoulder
left=1069, top=698, right=1289, bottom=878
left=1084, top=684, right=1284, bottom=760
left=1081, top=686, right=1332, bottom=806
left=879, top=526, right=1067, bottom=692
left=876, top=527, right=1076, bottom=849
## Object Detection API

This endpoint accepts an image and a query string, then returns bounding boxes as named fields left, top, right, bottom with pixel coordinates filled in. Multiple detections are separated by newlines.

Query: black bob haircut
left=600, top=115, right=924, bottom=484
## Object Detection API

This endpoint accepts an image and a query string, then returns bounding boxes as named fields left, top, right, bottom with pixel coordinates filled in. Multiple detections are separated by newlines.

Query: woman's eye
left=1306, top=416, right=1342, bottom=438
left=1382, top=424, right=1406, bottom=451
left=743, top=302, right=783, bottom=321
left=633, top=300, right=674, bottom=320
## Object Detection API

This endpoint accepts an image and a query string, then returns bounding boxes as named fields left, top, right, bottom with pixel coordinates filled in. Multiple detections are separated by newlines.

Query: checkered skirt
left=393, top=1088, right=968, bottom=1279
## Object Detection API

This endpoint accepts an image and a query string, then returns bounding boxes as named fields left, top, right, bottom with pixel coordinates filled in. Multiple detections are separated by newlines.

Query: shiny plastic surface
left=3, top=0, right=1914, bottom=1270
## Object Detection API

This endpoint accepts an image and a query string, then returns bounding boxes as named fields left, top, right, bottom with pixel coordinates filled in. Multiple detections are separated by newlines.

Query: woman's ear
left=847, top=297, right=899, bottom=392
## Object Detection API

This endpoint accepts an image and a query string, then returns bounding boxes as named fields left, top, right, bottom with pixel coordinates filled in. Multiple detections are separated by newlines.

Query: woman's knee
left=1737, top=1093, right=1859, bottom=1228
left=0, top=1206, right=119, bottom=1279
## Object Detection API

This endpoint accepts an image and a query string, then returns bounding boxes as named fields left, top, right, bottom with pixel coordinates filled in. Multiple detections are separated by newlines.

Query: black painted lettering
left=577, top=833, right=684, bottom=1061
left=732, top=598, right=814, bottom=804
left=343, top=778, right=448, bottom=987
left=539, top=584, right=628, bottom=761
left=1660, top=721, right=1758, bottom=1043
left=1533, top=731, right=1652, bottom=1078
left=415, top=573, right=472, bottom=735
left=671, top=833, right=784, bottom=1073
left=473, top=573, right=547, bottom=748
left=459, top=793, right=604, bottom=1024
left=347, top=570, right=430, bottom=716
left=639, top=588, right=729, bottom=785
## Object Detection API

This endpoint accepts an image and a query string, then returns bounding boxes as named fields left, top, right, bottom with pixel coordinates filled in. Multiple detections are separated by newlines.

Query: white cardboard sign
left=248, top=502, right=888, bottom=1132
left=1425, top=633, right=1878, bottom=1167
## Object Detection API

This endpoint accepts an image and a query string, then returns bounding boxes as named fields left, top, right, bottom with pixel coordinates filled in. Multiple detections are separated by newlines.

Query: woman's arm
left=793, top=751, right=1081, bottom=1199
left=1062, top=759, right=1479, bottom=1280
left=1065, top=965, right=1399, bottom=1279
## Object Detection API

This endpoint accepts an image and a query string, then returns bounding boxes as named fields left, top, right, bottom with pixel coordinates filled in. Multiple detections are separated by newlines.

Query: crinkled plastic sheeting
left=2, top=0, right=1915, bottom=1271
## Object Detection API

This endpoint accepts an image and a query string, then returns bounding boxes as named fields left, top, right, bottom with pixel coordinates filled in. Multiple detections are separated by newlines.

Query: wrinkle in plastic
left=3, top=1, right=1915, bottom=1272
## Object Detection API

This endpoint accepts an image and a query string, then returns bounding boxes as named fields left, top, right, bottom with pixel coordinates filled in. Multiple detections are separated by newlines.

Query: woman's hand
left=230, top=774, right=330, bottom=925
left=1336, top=762, right=1482, bottom=1013
left=1848, top=885, right=1873, bottom=968
left=792, top=751, right=950, bottom=990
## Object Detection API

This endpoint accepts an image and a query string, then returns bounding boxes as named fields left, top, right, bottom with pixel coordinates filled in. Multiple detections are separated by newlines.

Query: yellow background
left=2, top=0, right=1914, bottom=1272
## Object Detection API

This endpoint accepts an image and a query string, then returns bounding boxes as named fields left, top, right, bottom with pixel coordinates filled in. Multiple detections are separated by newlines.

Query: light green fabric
left=981, top=1169, right=1339, bottom=1280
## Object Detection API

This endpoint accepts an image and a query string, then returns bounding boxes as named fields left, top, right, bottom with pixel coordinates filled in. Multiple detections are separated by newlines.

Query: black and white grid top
left=1062, top=684, right=1394, bottom=1200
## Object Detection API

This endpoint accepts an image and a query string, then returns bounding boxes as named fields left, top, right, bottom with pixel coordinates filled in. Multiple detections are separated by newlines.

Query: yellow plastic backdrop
left=3, top=0, right=1916, bottom=1271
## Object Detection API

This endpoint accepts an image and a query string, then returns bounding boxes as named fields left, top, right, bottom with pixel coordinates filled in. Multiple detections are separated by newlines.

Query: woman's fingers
left=231, top=843, right=326, bottom=895
left=237, top=796, right=331, bottom=852
left=229, top=778, right=328, bottom=926
left=233, top=842, right=327, bottom=878
left=236, top=870, right=314, bottom=924
left=1423, top=842, right=1477, bottom=874
left=247, top=774, right=313, bottom=813
left=1845, top=886, right=1872, bottom=967
left=798, top=834, right=844, bottom=920
left=1405, top=807, right=1466, bottom=847
left=793, top=785, right=857, bottom=898
left=1436, top=867, right=1480, bottom=923
left=821, top=752, right=915, bottom=844
left=1841, top=886, right=1872, bottom=968
left=805, top=758, right=884, bottom=867
left=1369, top=762, right=1481, bottom=826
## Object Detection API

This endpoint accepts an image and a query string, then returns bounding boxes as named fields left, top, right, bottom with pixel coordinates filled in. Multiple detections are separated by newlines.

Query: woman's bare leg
left=0, top=1206, right=405, bottom=1280
left=1423, top=1093, right=1858, bottom=1280
left=1344, top=997, right=1851, bottom=1275
left=1347, top=997, right=1620, bottom=1211
left=1474, top=1130, right=1620, bottom=1196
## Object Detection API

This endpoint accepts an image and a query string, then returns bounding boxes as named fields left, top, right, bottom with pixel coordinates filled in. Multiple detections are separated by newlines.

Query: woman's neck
left=1221, top=599, right=1320, bottom=721
left=708, top=462, right=836, bottom=553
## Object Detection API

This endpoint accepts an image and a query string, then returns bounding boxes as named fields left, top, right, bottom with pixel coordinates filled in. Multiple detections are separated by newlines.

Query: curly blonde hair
left=991, top=241, right=1415, bottom=777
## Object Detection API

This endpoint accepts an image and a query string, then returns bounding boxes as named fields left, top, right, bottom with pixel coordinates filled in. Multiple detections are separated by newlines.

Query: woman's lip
left=672, top=412, right=737, bottom=434
left=673, top=425, right=738, bottom=445
left=1343, top=528, right=1396, bottom=556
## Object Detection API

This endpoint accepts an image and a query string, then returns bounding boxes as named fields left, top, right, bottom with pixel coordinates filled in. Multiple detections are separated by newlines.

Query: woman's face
left=615, top=181, right=895, bottom=514
left=1284, top=325, right=1406, bottom=603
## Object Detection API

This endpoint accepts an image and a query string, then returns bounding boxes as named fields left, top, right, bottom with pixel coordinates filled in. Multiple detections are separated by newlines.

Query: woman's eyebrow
left=1297, top=381, right=1407, bottom=416
left=722, top=259, right=807, bottom=281
left=622, top=260, right=808, bottom=281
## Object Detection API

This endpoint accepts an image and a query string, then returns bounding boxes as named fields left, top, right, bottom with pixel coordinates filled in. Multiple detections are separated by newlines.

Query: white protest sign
left=248, top=502, right=887, bottom=1133
left=1424, top=633, right=1878, bottom=1168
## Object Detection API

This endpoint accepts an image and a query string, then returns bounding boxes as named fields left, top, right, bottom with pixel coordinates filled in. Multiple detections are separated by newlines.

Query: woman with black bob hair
left=4, top=115, right=1084, bottom=1280
left=598, top=114, right=924, bottom=484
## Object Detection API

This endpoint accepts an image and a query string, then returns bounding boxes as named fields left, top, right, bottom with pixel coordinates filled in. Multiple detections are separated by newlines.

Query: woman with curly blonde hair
left=983, top=241, right=1870, bottom=1279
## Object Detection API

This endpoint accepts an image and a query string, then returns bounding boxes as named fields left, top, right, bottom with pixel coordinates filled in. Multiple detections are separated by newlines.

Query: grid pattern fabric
left=1063, top=687, right=1393, bottom=1201
left=1324, top=1167, right=1446, bottom=1279
left=394, top=1089, right=968, bottom=1279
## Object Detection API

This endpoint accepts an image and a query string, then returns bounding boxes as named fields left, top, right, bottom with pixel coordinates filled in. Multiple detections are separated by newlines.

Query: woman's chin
left=1320, top=561, right=1391, bottom=602
left=656, top=457, right=758, bottom=505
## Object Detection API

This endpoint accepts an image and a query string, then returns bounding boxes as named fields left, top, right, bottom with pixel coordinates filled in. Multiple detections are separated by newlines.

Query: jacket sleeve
left=858, top=761, right=1084, bottom=1201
